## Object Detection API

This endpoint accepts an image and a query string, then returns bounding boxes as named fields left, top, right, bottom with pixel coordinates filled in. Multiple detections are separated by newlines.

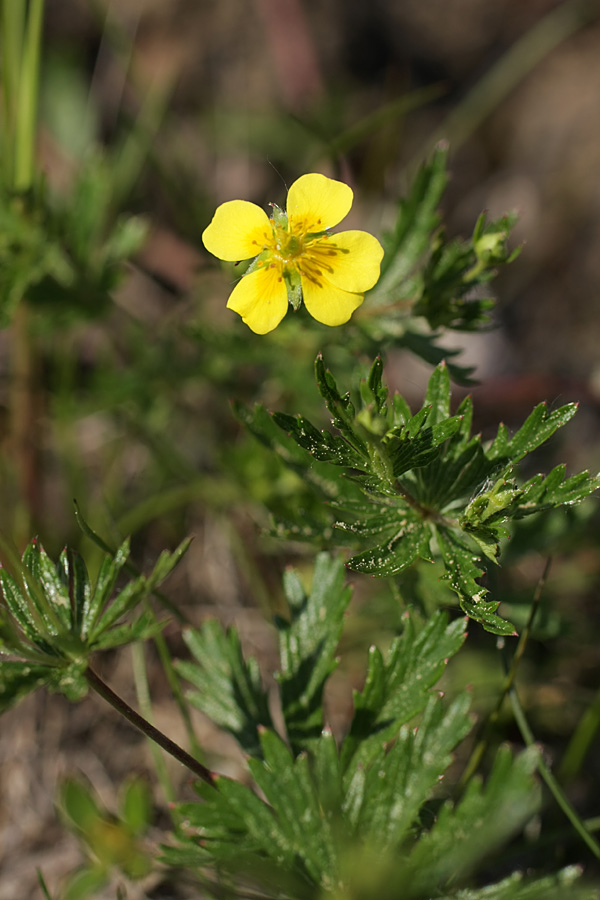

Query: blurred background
left=2, top=0, right=600, bottom=896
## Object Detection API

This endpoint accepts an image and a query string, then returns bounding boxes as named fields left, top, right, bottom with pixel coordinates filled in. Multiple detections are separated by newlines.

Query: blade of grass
left=559, top=685, right=600, bottom=784
left=131, top=641, right=177, bottom=806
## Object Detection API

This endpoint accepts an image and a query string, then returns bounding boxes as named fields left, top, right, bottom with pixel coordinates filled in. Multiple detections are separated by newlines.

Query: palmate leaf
left=170, top=558, right=593, bottom=897
left=0, top=537, right=188, bottom=712
left=176, top=621, right=273, bottom=758
left=259, top=356, right=600, bottom=634
left=176, top=731, right=339, bottom=891
left=276, top=553, right=352, bottom=754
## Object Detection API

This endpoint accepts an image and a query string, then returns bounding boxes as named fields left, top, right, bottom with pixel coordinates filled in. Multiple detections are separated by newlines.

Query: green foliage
left=275, top=554, right=351, bottom=754
left=0, top=536, right=188, bottom=711
left=59, top=776, right=153, bottom=898
left=170, top=554, right=592, bottom=898
left=248, top=356, right=600, bottom=634
left=176, top=621, right=273, bottom=758
left=358, top=146, right=520, bottom=380
left=0, top=160, right=148, bottom=326
left=0, top=25, right=597, bottom=898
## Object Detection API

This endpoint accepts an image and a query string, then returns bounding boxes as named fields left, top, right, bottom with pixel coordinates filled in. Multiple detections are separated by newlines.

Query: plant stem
left=459, top=558, right=551, bottom=789
left=508, top=683, right=600, bottom=860
left=85, top=665, right=215, bottom=787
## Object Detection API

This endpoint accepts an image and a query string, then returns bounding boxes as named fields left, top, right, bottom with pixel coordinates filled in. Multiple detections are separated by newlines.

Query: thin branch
left=85, top=665, right=215, bottom=788
left=460, top=558, right=552, bottom=789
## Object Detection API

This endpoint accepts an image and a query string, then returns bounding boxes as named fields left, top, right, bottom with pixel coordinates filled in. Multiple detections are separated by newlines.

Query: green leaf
left=248, top=729, right=339, bottom=887
left=23, top=541, right=72, bottom=631
left=315, top=354, right=368, bottom=457
left=341, top=611, right=467, bottom=772
left=62, top=866, right=108, bottom=900
left=120, top=777, right=152, bottom=836
left=89, top=576, right=148, bottom=637
left=401, top=746, right=541, bottom=895
left=90, top=610, right=164, bottom=651
left=514, top=466, right=600, bottom=517
left=344, top=509, right=430, bottom=576
left=436, top=527, right=516, bottom=636
left=60, top=778, right=102, bottom=831
left=81, top=538, right=130, bottom=638
left=0, top=660, right=53, bottom=712
left=445, top=867, right=594, bottom=900
left=347, top=693, right=472, bottom=848
left=176, top=620, right=272, bottom=757
left=261, top=357, right=598, bottom=633
left=272, top=411, right=365, bottom=468
left=56, top=549, right=91, bottom=636
left=488, top=402, right=578, bottom=463
left=276, top=553, right=352, bottom=754
left=0, top=567, right=40, bottom=643
left=374, top=143, right=447, bottom=295
left=90, top=539, right=188, bottom=639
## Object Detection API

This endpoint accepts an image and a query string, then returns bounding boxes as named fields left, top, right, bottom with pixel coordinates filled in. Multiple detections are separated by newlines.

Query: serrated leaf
left=57, top=550, right=91, bottom=636
left=488, top=402, right=578, bottom=463
left=177, top=621, right=272, bottom=757
left=401, top=746, right=540, bottom=896
left=260, top=357, right=598, bottom=632
left=145, top=538, right=192, bottom=590
left=90, top=610, right=164, bottom=651
left=424, top=360, right=451, bottom=424
left=0, top=568, right=40, bottom=642
left=373, top=144, right=447, bottom=296
left=341, top=611, right=467, bottom=772
left=24, top=542, right=72, bottom=631
left=349, top=692, right=472, bottom=848
left=276, top=553, right=351, bottom=754
left=446, top=866, right=593, bottom=900
left=436, top=527, right=516, bottom=636
left=89, top=540, right=188, bottom=639
left=315, top=355, right=367, bottom=457
left=346, top=512, right=429, bottom=576
left=514, top=466, right=600, bottom=517
left=0, top=661, right=53, bottom=713
left=89, top=576, right=147, bottom=637
left=272, top=411, right=365, bottom=467
left=248, top=729, right=339, bottom=887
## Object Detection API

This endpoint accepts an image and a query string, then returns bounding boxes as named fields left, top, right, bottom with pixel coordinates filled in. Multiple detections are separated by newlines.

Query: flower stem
left=85, top=666, right=215, bottom=788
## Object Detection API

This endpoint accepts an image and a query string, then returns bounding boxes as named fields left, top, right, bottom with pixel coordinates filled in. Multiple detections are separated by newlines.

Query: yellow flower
left=202, top=173, right=384, bottom=334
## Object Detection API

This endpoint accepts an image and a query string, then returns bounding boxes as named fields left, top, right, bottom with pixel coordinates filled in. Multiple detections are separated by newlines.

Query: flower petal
left=311, top=230, right=384, bottom=293
left=301, top=274, right=364, bottom=326
left=286, top=174, right=353, bottom=232
left=227, top=265, right=289, bottom=334
left=202, top=200, right=272, bottom=262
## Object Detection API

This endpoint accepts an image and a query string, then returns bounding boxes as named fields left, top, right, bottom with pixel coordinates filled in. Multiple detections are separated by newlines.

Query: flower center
left=269, top=221, right=305, bottom=268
